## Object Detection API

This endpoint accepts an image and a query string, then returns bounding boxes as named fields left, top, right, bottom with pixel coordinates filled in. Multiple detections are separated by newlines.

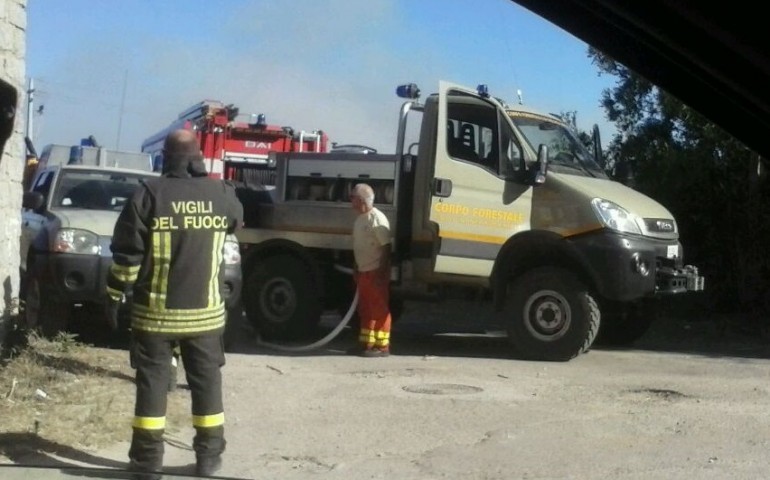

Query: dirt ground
left=2, top=300, right=770, bottom=479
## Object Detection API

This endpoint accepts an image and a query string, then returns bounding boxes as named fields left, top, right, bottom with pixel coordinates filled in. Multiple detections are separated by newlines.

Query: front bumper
left=32, top=251, right=110, bottom=305
left=222, top=262, right=243, bottom=310
left=32, top=251, right=243, bottom=309
left=572, top=231, right=705, bottom=302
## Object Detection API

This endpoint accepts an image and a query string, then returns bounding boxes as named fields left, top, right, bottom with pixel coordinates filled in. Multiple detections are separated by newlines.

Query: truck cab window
left=509, top=112, right=607, bottom=178
left=447, top=121, right=478, bottom=163
left=446, top=93, right=500, bottom=173
left=499, top=111, right=523, bottom=177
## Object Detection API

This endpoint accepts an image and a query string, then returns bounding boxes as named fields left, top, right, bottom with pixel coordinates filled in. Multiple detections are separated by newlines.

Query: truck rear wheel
left=243, top=254, right=322, bottom=341
left=503, top=267, right=600, bottom=361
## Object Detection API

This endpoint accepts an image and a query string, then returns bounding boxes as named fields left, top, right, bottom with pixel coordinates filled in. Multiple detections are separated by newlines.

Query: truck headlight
left=223, top=235, right=241, bottom=265
left=53, top=228, right=101, bottom=255
left=591, top=198, right=642, bottom=235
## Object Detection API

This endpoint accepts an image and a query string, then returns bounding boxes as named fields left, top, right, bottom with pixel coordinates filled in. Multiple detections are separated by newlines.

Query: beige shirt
left=353, top=207, right=391, bottom=272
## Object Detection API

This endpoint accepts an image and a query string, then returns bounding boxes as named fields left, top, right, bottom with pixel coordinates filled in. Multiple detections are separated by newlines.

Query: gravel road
left=84, top=301, right=770, bottom=480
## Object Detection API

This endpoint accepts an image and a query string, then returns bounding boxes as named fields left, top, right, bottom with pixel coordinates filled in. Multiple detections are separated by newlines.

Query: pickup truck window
left=52, top=169, right=150, bottom=211
left=31, top=171, right=54, bottom=196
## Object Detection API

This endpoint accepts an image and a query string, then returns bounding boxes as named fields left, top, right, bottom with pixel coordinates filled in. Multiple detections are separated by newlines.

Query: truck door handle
left=432, top=177, right=452, bottom=198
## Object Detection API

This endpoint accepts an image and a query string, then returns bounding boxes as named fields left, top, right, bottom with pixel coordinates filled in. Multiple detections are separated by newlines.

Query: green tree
left=589, top=47, right=770, bottom=321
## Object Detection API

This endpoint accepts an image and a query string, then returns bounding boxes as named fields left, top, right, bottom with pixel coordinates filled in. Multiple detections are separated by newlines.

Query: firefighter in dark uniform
left=106, top=129, right=243, bottom=477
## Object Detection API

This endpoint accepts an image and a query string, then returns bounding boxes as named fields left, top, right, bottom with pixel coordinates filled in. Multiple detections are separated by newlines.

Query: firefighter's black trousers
left=129, top=331, right=226, bottom=470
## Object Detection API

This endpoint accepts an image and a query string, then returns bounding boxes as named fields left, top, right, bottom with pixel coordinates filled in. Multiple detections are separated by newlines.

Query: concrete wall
left=0, top=0, right=26, bottom=337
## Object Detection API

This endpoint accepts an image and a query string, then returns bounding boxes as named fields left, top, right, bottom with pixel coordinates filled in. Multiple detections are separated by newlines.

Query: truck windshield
left=52, top=169, right=152, bottom=211
left=507, top=110, right=607, bottom=178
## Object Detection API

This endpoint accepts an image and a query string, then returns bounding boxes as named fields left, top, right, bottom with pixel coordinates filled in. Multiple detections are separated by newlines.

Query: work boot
left=196, top=455, right=223, bottom=477
left=127, top=459, right=162, bottom=480
left=361, top=348, right=390, bottom=358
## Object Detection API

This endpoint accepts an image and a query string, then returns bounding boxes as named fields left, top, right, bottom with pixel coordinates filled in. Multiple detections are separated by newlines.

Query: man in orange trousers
left=349, top=183, right=392, bottom=357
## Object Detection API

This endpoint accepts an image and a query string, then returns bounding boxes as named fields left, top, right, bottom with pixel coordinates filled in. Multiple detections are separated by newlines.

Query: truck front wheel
left=243, top=254, right=322, bottom=341
left=24, top=276, right=71, bottom=337
left=503, top=267, right=600, bottom=361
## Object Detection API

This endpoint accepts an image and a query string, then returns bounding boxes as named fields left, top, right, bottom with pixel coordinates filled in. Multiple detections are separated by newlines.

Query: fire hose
left=254, top=265, right=359, bottom=352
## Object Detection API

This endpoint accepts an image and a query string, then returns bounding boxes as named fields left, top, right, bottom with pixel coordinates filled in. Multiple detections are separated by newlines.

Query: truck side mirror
left=592, top=124, right=604, bottom=168
left=531, top=144, right=549, bottom=185
left=23, top=191, right=45, bottom=211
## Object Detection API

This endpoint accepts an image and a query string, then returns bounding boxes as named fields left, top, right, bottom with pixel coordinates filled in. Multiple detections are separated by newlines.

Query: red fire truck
left=141, top=100, right=329, bottom=182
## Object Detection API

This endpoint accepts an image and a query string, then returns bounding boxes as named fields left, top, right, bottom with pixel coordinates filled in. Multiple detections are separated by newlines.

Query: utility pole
left=25, top=77, right=34, bottom=144
left=116, top=70, right=127, bottom=149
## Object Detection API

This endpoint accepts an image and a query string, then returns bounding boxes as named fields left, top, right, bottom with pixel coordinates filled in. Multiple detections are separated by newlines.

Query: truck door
left=21, top=169, right=55, bottom=270
left=428, top=82, right=532, bottom=277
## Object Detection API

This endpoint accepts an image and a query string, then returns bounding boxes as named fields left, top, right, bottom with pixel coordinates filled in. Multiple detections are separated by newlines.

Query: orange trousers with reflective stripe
left=355, top=270, right=392, bottom=350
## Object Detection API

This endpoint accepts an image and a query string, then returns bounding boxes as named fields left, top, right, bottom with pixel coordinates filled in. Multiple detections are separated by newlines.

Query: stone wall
left=0, top=0, right=26, bottom=342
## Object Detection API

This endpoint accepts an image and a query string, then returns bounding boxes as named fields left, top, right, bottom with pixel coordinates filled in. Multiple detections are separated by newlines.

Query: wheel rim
left=259, top=277, right=297, bottom=324
left=25, top=279, right=41, bottom=329
left=522, top=289, right=571, bottom=341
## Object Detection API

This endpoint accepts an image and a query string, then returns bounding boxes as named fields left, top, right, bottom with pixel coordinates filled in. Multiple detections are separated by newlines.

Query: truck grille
left=642, top=217, right=678, bottom=239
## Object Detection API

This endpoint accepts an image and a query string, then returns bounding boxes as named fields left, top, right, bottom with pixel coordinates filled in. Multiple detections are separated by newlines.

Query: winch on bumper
left=656, top=263, right=705, bottom=295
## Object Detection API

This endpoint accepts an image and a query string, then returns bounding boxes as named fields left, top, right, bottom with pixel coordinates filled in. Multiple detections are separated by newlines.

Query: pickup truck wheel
left=223, top=306, right=244, bottom=352
left=24, top=277, right=71, bottom=337
left=595, top=299, right=658, bottom=346
left=243, top=254, right=322, bottom=341
left=503, top=267, right=600, bottom=361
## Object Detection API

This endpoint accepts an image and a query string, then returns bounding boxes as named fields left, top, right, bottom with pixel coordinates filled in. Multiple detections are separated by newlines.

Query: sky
left=25, top=0, right=617, bottom=154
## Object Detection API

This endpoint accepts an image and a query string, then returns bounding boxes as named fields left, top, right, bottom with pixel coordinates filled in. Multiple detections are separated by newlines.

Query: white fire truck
left=169, top=82, right=705, bottom=362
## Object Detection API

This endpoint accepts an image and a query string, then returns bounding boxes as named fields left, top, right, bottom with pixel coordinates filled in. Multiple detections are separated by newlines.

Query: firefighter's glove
left=105, top=293, right=125, bottom=332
